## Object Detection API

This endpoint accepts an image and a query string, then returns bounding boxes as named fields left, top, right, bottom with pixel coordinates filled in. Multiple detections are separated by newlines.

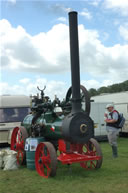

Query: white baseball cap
left=106, top=104, right=114, bottom=109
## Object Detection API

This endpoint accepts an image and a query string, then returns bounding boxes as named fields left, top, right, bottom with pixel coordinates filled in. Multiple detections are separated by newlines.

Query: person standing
left=104, top=104, right=119, bottom=158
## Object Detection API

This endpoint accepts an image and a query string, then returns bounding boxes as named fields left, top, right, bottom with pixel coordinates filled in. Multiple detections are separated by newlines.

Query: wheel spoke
left=44, top=163, right=51, bottom=176
left=17, top=150, right=24, bottom=164
left=35, top=142, right=57, bottom=178
left=90, top=161, right=96, bottom=168
left=79, top=138, right=103, bottom=170
left=17, top=131, right=21, bottom=142
left=40, top=161, right=44, bottom=173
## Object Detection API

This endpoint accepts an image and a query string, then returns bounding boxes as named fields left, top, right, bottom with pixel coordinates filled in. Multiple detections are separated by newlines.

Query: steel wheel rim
left=35, top=142, right=57, bottom=178
left=79, top=138, right=103, bottom=169
left=11, top=126, right=28, bottom=165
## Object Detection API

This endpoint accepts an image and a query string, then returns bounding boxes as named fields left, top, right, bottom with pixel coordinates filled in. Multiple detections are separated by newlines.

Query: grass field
left=0, top=138, right=128, bottom=193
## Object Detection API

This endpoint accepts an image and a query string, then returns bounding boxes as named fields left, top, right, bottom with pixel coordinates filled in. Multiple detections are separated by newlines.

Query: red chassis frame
left=57, top=139, right=102, bottom=165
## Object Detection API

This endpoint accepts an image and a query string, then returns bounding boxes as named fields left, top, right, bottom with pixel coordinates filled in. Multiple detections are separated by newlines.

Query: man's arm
left=104, top=119, right=117, bottom=123
left=104, top=112, right=118, bottom=123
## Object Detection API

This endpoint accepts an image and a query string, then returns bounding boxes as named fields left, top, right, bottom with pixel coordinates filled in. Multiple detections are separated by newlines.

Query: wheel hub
left=38, top=158, right=42, bottom=164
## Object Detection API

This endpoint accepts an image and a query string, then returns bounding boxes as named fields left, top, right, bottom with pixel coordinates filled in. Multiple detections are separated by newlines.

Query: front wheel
left=35, top=142, right=57, bottom=178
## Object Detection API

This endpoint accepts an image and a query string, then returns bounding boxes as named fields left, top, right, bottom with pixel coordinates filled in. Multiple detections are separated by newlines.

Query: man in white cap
left=104, top=104, right=119, bottom=158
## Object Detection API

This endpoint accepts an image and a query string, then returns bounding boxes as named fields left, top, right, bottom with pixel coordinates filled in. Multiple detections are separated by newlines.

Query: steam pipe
left=69, top=11, right=81, bottom=113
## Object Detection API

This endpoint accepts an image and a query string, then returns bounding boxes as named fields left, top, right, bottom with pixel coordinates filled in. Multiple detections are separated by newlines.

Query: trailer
left=92, top=92, right=128, bottom=135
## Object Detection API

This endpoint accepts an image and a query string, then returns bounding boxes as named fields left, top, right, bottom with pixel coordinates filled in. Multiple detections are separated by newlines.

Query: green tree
left=97, top=86, right=108, bottom=95
left=88, top=88, right=97, bottom=97
left=88, top=80, right=128, bottom=97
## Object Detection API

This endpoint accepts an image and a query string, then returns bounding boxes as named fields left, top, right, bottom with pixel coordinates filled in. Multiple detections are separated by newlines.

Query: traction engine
left=11, top=11, right=103, bottom=178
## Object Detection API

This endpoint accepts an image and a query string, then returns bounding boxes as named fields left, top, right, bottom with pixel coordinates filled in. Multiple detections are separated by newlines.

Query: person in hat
left=104, top=104, right=119, bottom=158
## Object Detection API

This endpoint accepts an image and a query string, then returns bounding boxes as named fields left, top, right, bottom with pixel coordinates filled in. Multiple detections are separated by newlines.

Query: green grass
left=0, top=138, right=128, bottom=193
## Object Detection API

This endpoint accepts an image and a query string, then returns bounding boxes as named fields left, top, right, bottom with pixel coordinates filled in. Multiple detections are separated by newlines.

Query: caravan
left=0, top=95, right=31, bottom=144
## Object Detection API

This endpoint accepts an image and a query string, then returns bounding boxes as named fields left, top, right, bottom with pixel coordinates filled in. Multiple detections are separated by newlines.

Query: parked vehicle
left=0, top=95, right=30, bottom=144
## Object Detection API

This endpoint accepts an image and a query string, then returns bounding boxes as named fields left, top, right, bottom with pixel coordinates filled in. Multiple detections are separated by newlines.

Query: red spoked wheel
left=11, top=126, right=28, bottom=165
left=79, top=138, right=103, bottom=169
left=35, top=142, right=57, bottom=178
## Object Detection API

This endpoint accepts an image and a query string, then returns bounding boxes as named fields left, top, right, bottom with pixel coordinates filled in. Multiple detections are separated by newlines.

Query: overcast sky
left=0, top=0, right=128, bottom=100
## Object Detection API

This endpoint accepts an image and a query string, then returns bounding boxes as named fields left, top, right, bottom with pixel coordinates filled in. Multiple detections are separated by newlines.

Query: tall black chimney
left=69, top=11, right=81, bottom=113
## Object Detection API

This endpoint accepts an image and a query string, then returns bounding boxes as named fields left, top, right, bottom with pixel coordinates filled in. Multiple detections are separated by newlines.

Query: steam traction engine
left=11, top=11, right=103, bottom=178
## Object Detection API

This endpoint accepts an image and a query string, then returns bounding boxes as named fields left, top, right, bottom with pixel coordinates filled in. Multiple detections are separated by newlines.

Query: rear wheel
left=79, top=138, right=103, bottom=169
left=35, top=142, right=57, bottom=178
left=11, top=126, right=28, bottom=165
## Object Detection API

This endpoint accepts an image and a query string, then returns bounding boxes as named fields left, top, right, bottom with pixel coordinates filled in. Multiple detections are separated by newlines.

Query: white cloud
left=119, top=23, right=128, bottom=41
left=57, top=17, right=67, bottom=23
left=79, top=8, right=92, bottom=20
left=1, top=77, right=122, bottom=99
left=1, top=19, right=128, bottom=87
left=89, top=0, right=101, bottom=7
left=81, top=79, right=102, bottom=90
left=102, top=32, right=109, bottom=42
left=78, top=24, right=128, bottom=82
left=19, top=78, right=30, bottom=84
left=50, top=3, right=73, bottom=14
left=104, top=0, right=128, bottom=16
left=7, top=0, right=16, bottom=4
left=0, top=78, right=67, bottom=100
left=0, top=19, right=70, bottom=73
left=81, top=79, right=114, bottom=90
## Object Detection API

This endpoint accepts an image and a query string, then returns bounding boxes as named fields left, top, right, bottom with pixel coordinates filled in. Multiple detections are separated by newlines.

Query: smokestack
left=69, top=11, right=81, bottom=113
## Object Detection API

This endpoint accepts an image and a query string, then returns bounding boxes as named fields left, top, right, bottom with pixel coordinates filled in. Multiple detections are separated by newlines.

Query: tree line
left=88, top=80, right=128, bottom=97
